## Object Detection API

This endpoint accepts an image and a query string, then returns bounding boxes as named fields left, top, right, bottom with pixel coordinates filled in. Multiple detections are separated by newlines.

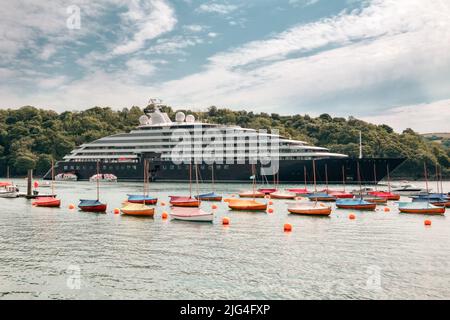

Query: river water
left=0, top=179, right=449, bottom=299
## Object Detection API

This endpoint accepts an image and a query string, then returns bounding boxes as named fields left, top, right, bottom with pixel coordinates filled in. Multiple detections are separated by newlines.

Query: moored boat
left=121, top=202, right=155, bottom=216
left=195, top=192, right=223, bottom=201
left=78, top=199, right=107, bottom=212
left=286, top=188, right=309, bottom=195
left=169, top=207, right=213, bottom=222
left=78, top=161, right=107, bottom=212
left=32, top=197, right=61, bottom=207
left=270, top=191, right=297, bottom=199
left=89, top=173, right=118, bottom=182
left=363, top=196, right=388, bottom=204
left=0, top=185, right=18, bottom=198
left=55, top=173, right=78, bottom=181
left=307, top=193, right=336, bottom=202
left=258, top=188, right=277, bottom=195
left=127, top=194, right=158, bottom=205
left=225, top=198, right=267, bottom=211
left=239, top=190, right=265, bottom=198
left=398, top=202, right=445, bottom=215
left=368, top=191, right=400, bottom=201
left=325, top=190, right=354, bottom=199
left=169, top=196, right=201, bottom=207
left=287, top=201, right=332, bottom=216
left=336, top=199, right=377, bottom=211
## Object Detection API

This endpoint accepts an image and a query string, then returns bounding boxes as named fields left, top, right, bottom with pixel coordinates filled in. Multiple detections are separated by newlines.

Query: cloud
left=146, top=35, right=204, bottom=54
left=183, top=24, right=205, bottom=32
left=112, top=0, right=177, bottom=55
left=125, top=58, right=157, bottom=76
left=361, top=99, right=450, bottom=133
left=197, top=2, right=239, bottom=15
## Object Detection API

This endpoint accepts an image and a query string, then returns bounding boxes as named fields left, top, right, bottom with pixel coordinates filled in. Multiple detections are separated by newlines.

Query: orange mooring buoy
left=69, top=204, right=75, bottom=210
left=114, top=208, right=120, bottom=214
left=268, top=201, right=274, bottom=205
left=349, top=214, right=356, bottom=220
left=212, top=204, right=218, bottom=210
left=222, top=217, right=230, bottom=225
left=284, top=223, right=292, bottom=232
left=267, top=208, right=274, bottom=214
left=162, top=212, right=168, bottom=220
left=384, top=207, right=390, bottom=212
left=160, top=201, right=166, bottom=206
left=424, top=220, right=432, bottom=226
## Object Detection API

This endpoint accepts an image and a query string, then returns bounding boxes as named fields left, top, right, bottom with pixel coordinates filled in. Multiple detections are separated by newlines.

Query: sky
left=0, top=0, right=449, bottom=133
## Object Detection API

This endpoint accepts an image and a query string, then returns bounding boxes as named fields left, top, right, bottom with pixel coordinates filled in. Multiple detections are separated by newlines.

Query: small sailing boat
left=336, top=162, right=376, bottom=211
left=171, top=164, right=214, bottom=222
left=79, top=161, right=107, bottom=213
left=122, top=160, right=155, bottom=216
left=288, top=161, right=332, bottom=216
left=89, top=173, right=117, bottom=182
left=127, top=160, right=158, bottom=204
left=195, top=165, right=222, bottom=201
left=226, top=164, right=267, bottom=211
left=336, top=198, right=377, bottom=211
left=323, top=166, right=354, bottom=199
left=362, top=195, right=388, bottom=204
left=368, top=163, right=400, bottom=200
left=239, top=190, right=266, bottom=198
left=0, top=184, right=18, bottom=198
left=127, top=195, right=158, bottom=205
left=286, top=166, right=310, bottom=195
left=169, top=207, right=214, bottom=222
left=121, top=202, right=155, bottom=216
left=398, top=202, right=445, bottom=215
left=170, top=163, right=201, bottom=207
left=268, top=172, right=296, bottom=199
left=288, top=201, right=332, bottom=216
left=308, top=162, right=337, bottom=202
left=398, top=163, right=446, bottom=215
left=33, top=160, right=61, bottom=208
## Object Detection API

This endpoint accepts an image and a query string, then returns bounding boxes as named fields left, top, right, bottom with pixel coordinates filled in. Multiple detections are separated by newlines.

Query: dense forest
left=0, top=105, right=449, bottom=179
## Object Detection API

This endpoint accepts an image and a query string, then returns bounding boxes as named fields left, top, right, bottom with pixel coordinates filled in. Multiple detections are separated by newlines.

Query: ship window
left=162, top=166, right=167, bottom=170
left=64, top=166, right=68, bottom=170
left=103, top=165, right=107, bottom=170
left=70, top=166, right=74, bottom=170
left=217, top=165, right=221, bottom=170
left=170, top=165, right=174, bottom=170
left=133, top=165, right=137, bottom=170
left=224, top=165, right=229, bottom=170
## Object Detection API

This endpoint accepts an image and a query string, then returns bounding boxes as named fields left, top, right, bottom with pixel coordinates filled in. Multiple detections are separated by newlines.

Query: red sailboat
left=170, top=163, right=201, bottom=207
left=78, top=161, right=107, bottom=212
left=32, top=160, right=61, bottom=208
left=368, top=163, right=400, bottom=200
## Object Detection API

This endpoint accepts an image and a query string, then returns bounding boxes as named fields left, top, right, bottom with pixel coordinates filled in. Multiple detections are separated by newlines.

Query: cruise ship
left=47, top=107, right=405, bottom=184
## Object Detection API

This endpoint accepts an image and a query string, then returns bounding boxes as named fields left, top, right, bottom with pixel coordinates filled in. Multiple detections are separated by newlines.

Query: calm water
left=0, top=179, right=449, bottom=300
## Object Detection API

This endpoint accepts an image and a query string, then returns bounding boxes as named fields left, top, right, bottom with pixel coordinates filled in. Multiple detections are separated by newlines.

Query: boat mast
left=189, top=162, right=192, bottom=198
left=325, top=164, right=329, bottom=193
left=51, top=159, right=55, bottom=196
left=387, top=163, right=391, bottom=193
left=143, top=159, right=147, bottom=198
left=359, top=131, right=363, bottom=159
left=435, top=164, right=440, bottom=194
left=304, top=165, right=307, bottom=191
left=195, top=163, right=200, bottom=199
left=312, top=159, right=317, bottom=193
left=424, top=162, right=430, bottom=203
left=342, top=165, right=346, bottom=192
left=373, top=163, right=377, bottom=190
left=252, top=164, right=256, bottom=201
left=96, top=160, right=100, bottom=201
left=439, top=165, right=443, bottom=196
left=211, top=165, right=215, bottom=193
left=357, top=161, right=362, bottom=200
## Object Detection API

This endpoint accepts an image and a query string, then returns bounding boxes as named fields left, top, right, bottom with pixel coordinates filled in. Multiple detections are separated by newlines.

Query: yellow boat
left=121, top=202, right=155, bottom=217
left=224, top=198, right=267, bottom=211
